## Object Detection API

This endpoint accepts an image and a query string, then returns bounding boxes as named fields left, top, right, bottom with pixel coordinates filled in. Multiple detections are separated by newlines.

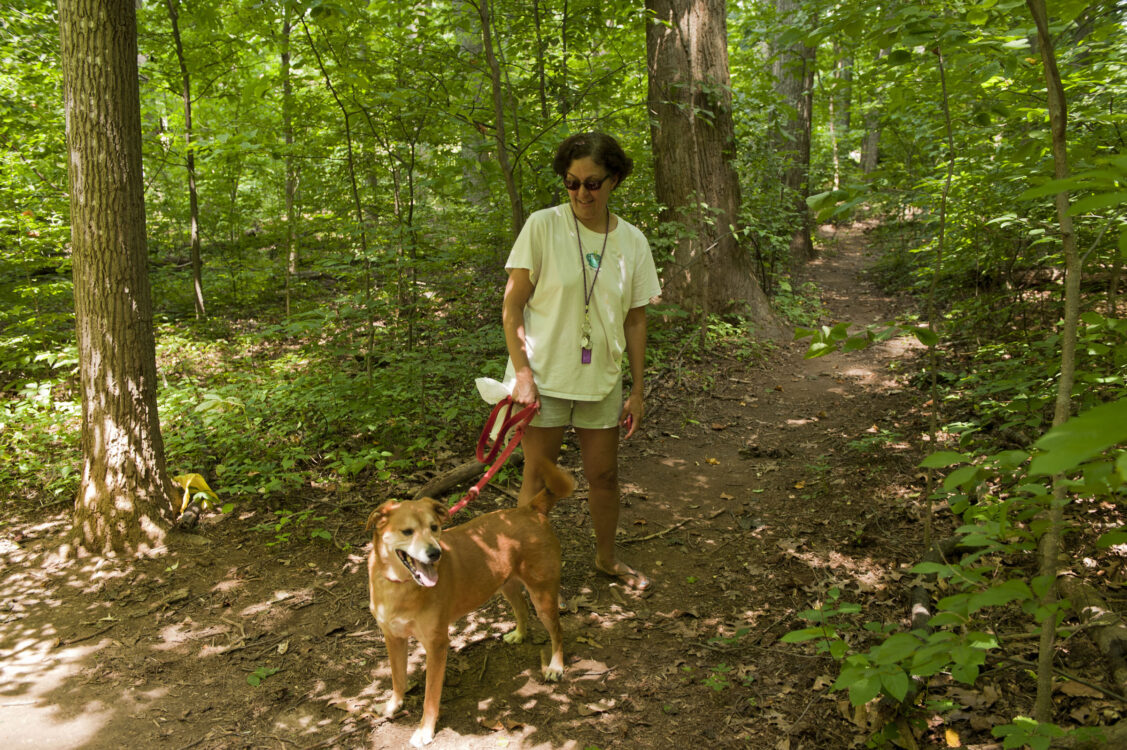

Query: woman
left=502, top=132, right=661, bottom=591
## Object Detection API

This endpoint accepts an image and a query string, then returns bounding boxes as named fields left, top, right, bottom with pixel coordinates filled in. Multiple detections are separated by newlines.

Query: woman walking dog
left=502, top=132, right=661, bottom=591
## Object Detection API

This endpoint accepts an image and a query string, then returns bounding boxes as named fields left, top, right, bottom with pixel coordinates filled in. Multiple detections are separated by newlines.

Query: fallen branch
left=1057, top=573, right=1127, bottom=697
left=412, top=455, right=524, bottom=500
left=621, top=518, right=691, bottom=544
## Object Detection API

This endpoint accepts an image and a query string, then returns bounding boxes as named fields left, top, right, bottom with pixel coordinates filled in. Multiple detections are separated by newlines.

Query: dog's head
left=366, top=498, right=447, bottom=587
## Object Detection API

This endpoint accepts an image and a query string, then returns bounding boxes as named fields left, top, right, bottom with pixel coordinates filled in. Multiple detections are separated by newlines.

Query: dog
left=365, top=459, right=575, bottom=747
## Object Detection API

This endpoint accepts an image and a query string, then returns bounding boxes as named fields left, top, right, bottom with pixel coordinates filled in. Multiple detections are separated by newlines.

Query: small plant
left=702, top=663, right=732, bottom=692
left=251, top=508, right=327, bottom=546
left=246, top=666, right=279, bottom=687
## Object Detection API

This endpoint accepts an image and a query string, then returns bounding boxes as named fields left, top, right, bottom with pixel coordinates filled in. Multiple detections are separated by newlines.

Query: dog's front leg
left=411, top=635, right=449, bottom=748
left=383, top=632, right=409, bottom=717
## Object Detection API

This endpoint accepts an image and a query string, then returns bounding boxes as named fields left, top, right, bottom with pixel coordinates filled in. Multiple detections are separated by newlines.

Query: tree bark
left=645, top=0, right=779, bottom=335
left=59, top=0, right=176, bottom=556
left=165, top=0, right=206, bottom=320
left=772, top=0, right=816, bottom=263
left=475, top=0, right=524, bottom=241
left=281, top=4, right=299, bottom=315
left=1027, top=0, right=1083, bottom=724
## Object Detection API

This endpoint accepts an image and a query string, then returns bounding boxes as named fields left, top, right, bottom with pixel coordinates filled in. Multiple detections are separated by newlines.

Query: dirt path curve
left=0, top=223, right=930, bottom=750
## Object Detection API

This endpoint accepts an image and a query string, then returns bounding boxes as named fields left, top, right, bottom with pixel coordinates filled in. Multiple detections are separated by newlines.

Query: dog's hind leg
left=500, top=578, right=531, bottom=645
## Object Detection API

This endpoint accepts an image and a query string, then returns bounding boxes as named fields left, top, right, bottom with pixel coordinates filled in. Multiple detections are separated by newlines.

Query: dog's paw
left=383, top=695, right=404, bottom=718
left=542, top=665, right=563, bottom=682
left=502, top=629, right=525, bottom=645
left=410, top=726, right=435, bottom=747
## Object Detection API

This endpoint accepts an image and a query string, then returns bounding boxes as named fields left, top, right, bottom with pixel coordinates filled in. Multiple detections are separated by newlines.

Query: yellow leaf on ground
left=944, top=727, right=961, bottom=747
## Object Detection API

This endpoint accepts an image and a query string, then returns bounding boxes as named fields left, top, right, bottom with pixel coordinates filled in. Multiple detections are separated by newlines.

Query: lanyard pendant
left=580, top=316, right=592, bottom=365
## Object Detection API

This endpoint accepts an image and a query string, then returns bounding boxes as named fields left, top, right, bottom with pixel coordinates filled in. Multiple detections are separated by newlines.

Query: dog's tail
left=525, top=459, right=575, bottom=517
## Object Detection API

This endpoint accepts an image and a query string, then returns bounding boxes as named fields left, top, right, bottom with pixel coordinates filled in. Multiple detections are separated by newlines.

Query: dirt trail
left=0, top=224, right=931, bottom=749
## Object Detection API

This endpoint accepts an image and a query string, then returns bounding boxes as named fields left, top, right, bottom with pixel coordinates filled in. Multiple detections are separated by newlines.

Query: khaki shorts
left=532, top=379, right=623, bottom=430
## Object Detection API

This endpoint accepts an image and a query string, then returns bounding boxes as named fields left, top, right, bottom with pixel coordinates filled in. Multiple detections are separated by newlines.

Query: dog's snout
left=425, top=546, right=441, bottom=563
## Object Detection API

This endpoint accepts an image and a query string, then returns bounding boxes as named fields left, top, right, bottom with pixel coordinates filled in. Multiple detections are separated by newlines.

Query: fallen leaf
left=794, top=480, right=806, bottom=489
left=706, top=457, right=720, bottom=465
left=711, top=423, right=727, bottom=431
left=577, top=698, right=617, bottom=716
left=1058, top=680, right=1103, bottom=698
left=944, top=727, right=961, bottom=747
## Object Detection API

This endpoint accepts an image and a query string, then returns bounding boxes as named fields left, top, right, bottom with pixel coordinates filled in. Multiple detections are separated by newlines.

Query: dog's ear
left=365, top=501, right=399, bottom=533
left=425, top=498, right=449, bottom=527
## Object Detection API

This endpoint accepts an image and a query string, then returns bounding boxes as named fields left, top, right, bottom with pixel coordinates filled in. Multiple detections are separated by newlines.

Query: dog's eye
left=430, top=524, right=439, bottom=532
left=401, top=529, right=414, bottom=537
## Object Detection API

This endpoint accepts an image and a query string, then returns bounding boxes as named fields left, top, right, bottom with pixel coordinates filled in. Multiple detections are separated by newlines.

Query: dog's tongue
left=415, top=562, right=438, bottom=588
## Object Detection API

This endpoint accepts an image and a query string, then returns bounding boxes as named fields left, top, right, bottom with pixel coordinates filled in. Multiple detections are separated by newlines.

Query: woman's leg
left=575, top=426, right=650, bottom=590
left=518, top=425, right=567, bottom=504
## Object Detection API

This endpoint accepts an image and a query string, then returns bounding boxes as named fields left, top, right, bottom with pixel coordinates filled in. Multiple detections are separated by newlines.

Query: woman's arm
left=621, top=305, right=647, bottom=438
left=503, top=268, right=538, bottom=407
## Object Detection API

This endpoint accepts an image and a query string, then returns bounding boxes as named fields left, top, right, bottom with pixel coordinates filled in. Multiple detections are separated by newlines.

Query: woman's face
left=563, top=156, right=617, bottom=231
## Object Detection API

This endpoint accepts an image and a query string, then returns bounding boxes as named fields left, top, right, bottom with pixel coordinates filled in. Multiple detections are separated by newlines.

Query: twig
left=58, top=622, right=117, bottom=647
left=996, top=655, right=1127, bottom=703
left=621, top=518, right=691, bottom=544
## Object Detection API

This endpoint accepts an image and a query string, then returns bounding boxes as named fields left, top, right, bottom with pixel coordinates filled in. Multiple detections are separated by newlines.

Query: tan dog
left=366, top=459, right=574, bottom=747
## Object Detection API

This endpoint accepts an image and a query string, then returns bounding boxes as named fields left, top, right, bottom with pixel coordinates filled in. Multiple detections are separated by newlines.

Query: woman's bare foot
left=595, top=559, right=652, bottom=591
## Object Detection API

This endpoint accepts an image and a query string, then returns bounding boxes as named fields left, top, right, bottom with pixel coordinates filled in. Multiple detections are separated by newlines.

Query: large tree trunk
left=165, top=0, right=206, bottom=320
left=59, top=0, right=176, bottom=556
left=772, top=0, right=816, bottom=263
left=645, top=0, right=778, bottom=335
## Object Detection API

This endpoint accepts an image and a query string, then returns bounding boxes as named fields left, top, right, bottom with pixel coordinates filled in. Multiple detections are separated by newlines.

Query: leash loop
left=449, top=396, right=536, bottom=517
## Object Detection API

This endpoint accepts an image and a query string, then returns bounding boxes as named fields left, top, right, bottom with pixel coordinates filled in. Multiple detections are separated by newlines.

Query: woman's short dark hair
left=553, top=132, right=633, bottom=187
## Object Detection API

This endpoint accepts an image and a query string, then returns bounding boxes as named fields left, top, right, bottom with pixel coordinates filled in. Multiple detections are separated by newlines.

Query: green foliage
left=246, top=666, right=280, bottom=687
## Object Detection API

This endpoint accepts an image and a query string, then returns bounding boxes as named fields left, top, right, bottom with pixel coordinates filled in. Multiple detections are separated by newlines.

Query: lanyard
left=574, top=207, right=609, bottom=364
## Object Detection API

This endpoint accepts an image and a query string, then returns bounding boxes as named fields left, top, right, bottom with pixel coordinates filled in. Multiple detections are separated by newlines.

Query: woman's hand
left=620, top=390, right=643, bottom=439
left=512, top=367, right=539, bottom=409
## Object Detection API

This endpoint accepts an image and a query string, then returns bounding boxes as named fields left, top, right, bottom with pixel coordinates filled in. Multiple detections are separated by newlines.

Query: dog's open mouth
left=396, top=550, right=439, bottom=587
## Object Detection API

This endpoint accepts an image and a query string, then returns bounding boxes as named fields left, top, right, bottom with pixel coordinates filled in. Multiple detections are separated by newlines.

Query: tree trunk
left=645, top=0, right=779, bottom=336
left=281, top=6, right=298, bottom=316
left=830, top=43, right=853, bottom=191
left=165, top=0, right=206, bottom=320
left=59, top=0, right=176, bottom=556
left=860, top=49, right=886, bottom=175
left=772, top=0, right=816, bottom=263
left=476, top=0, right=524, bottom=241
left=1027, top=0, right=1083, bottom=723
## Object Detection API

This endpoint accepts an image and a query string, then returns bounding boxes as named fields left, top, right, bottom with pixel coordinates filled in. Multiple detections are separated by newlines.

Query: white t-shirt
left=505, top=203, right=662, bottom=400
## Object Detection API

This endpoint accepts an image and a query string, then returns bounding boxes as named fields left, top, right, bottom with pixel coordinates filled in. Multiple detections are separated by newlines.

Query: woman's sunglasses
left=563, top=173, right=612, bottom=192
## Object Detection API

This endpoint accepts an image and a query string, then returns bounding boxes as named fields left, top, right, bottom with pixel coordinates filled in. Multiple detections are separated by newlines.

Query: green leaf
left=1031, top=398, right=1127, bottom=476
left=919, top=451, right=967, bottom=469
left=884, top=49, right=913, bottom=66
left=1097, top=528, right=1127, bottom=548
left=874, top=633, right=921, bottom=665
left=881, top=668, right=911, bottom=702
left=943, top=465, right=979, bottom=491
left=909, top=325, right=938, bottom=347
left=968, top=579, right=1033, bottom=613
left=1067, top=191, right=1127, bottom=215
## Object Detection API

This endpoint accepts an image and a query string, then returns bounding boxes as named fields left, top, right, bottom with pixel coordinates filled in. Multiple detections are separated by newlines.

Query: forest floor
left=2, top=223, right=1102, bottom=750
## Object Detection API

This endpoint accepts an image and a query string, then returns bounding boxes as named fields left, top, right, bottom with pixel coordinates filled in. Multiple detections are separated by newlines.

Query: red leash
left=448, top=396, right=538, bottom=516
